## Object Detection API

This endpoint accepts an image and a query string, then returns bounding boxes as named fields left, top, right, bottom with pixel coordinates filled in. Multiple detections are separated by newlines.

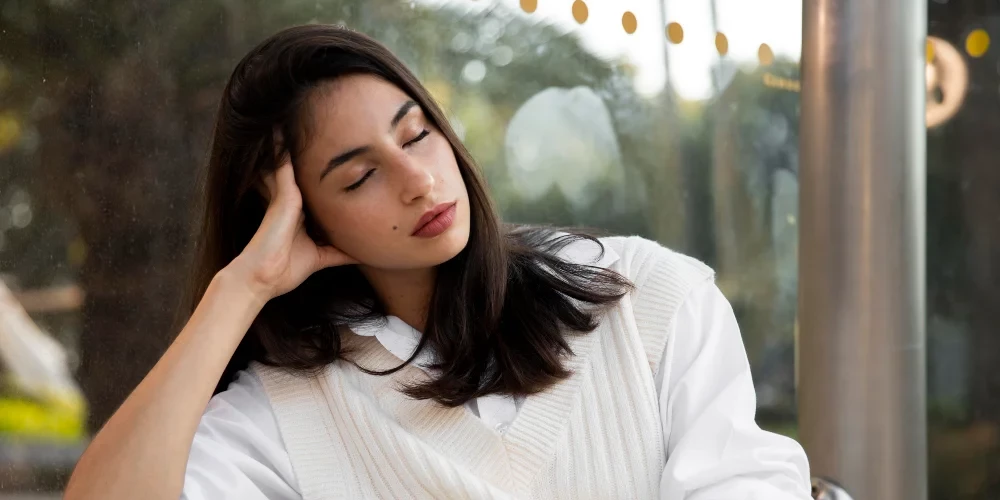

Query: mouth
left=412, top=202, right=458, bottom=238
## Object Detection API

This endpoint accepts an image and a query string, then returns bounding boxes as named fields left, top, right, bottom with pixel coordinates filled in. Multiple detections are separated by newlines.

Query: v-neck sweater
left=251, top=236, right=711, bottom=499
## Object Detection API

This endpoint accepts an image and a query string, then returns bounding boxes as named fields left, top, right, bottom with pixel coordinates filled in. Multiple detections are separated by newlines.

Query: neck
left=359, top=265, right=436, bottom=332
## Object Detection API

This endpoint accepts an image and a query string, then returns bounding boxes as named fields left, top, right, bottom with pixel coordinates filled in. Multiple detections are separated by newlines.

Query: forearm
left=65, top=269, right=265, bottom=500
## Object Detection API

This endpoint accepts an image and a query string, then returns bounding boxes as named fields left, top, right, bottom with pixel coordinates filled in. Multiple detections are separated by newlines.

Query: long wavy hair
left=188, top=24, right=632, bottom=407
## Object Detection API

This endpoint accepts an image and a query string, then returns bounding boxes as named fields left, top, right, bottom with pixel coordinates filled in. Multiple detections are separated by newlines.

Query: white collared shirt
left=349, top=315, right=524, bottom=434
left=181, top=275, right=811, bottom=499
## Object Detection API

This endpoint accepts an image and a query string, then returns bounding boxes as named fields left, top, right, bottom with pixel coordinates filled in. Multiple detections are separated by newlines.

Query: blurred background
left=0, top=0, right=995, bottom=498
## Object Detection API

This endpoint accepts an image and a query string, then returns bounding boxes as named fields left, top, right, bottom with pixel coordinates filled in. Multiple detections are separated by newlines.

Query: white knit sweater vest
left=252, top=237, right=714, bottom=499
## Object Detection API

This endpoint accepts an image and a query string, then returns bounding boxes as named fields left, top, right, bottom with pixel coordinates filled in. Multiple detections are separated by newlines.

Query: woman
left=65, top=25, right=811, bottom=499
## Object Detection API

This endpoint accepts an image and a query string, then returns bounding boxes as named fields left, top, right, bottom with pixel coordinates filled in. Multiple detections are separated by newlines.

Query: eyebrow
left=391, top=100, right=419, bottom=130
left=319, top=100, right=420, bottom=181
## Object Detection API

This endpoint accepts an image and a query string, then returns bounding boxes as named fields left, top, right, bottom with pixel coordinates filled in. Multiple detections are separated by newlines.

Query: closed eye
left=405, top=129, right=430, bottom=147
left=345, top=169, right=375, bottom=192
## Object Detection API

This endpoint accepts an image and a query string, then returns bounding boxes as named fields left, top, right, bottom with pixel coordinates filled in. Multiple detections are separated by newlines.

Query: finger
left=272, top=128, right=291, bottom=175
left=272, top=159, right=298, bottom=201
left=258, top=172, right=277, bottom=202
left=270, top=127, right=290, bottom=201
left=316, top=244, right=359, bottom=269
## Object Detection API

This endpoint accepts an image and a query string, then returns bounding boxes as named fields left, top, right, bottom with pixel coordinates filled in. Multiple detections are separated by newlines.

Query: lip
left=412, top=202, right=458, bottom=238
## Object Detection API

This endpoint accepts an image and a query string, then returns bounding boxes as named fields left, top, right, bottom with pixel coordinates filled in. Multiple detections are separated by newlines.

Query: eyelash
left=405, top=129, right=430, bottom=147
left=343, top=130, right=430, bottom=192
left=345, top=169, right=375, bottom=192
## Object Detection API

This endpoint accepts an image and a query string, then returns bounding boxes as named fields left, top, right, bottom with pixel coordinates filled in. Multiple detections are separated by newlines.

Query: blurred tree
left=1, top=0, right=226, bottom=433
left=663, top=60, right=800, bottom=413
left=710, top=60, right=800, bottom=364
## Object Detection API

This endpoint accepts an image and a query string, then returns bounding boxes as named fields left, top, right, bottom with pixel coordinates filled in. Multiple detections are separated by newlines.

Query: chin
left=417, top=222, right=470, bottom=267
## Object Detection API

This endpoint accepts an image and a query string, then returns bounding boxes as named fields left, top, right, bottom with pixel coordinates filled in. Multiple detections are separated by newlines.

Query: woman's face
left=292, top=74, right=471, bottom=270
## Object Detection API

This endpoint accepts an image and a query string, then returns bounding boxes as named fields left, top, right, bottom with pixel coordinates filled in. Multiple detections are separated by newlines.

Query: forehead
left=306, top=74, right=412, bottom=137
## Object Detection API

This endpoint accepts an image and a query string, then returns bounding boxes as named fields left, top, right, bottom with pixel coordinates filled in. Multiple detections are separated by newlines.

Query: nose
left=395, top=151, right=436, bottom=204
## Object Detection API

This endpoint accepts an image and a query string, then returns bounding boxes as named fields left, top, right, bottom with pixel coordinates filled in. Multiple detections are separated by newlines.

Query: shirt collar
left=350, top=236, right=620, bottom=370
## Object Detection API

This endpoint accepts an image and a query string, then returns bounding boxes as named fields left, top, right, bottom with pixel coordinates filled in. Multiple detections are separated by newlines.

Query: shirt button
left=494, top=422, right=510, bottom=435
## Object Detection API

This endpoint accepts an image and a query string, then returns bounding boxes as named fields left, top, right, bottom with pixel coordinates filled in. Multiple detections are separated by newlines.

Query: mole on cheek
left=392, top=226, right=398, bottom=231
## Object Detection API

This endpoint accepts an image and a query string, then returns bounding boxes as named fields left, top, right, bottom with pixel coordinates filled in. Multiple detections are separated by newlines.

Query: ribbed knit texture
left=253, top=237, right=714, bottom=499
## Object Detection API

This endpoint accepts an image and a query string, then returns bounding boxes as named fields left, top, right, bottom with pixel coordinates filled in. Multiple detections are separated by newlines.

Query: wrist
left=214, top=263, right=272, bottom=311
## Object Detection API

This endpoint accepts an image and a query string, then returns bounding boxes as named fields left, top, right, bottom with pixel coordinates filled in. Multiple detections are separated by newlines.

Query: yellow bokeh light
left=519, top=0, right=537, bottom=14
left=572, top=0, right=588, bottom=24
left=966, top=29, right=990, bottom=58
left=622, top=11, right=637, bottom=34
left=758, top=43, right=775, bottom=66
left=716, top=32, right=729, bottom=56
left=666, top=22, right=684, bottom=44
left=0, top=112, right=22, bottom=152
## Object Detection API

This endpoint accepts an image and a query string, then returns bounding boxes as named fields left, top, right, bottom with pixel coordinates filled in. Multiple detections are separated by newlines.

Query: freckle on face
left=393, top=226, right=398, bottom=231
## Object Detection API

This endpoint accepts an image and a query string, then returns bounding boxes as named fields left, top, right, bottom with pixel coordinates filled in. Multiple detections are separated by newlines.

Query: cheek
left=315, top=196, right=407, bottom=263
left=322, top=201, right=391, bottom=246
left=430, top=139, right=466, bottom=193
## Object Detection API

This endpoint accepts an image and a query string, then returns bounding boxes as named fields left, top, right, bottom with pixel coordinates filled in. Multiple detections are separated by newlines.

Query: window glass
left=1, top=0, right=802, bottom=494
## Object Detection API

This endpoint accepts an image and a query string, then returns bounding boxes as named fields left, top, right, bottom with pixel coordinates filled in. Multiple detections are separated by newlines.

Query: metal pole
left=798, top=0, right=927, bottom=497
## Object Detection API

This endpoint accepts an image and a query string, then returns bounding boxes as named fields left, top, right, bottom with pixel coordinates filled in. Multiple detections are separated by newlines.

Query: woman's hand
left=228, top=156, right=357, bottom=302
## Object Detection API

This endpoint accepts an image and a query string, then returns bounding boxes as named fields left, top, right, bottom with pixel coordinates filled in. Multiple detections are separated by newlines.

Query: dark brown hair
left=189, top=24, right=632, bottom=406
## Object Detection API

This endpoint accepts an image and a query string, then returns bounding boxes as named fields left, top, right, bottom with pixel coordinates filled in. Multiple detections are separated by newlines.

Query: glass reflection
left=7, top=1, right=993, bottom=498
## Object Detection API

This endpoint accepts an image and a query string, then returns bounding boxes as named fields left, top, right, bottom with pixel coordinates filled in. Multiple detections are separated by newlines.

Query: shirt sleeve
left=181, top=370, right=301, bottom=500
left=655, top=281, right=812, bottom=499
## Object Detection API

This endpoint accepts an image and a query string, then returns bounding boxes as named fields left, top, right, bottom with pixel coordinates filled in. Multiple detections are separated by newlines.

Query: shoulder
left=596, top=236, right=715, bottom=376
left=202, top=368, right=276, bottom=432
left=598, top=235, right=714, bottom=290
left=540, top=231, right=715, bottom=293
